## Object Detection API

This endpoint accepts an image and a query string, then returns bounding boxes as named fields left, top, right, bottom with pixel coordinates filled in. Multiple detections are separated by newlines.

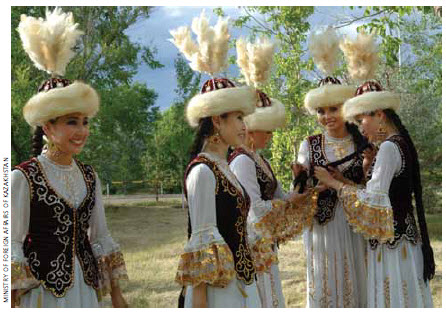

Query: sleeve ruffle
left=12, top=241, right=39, bottom=291
left=339, top=185, right=394, bottom=242
left=250, top=237, right=278, bottom=273
left=12, top=261, right=39, bottom=291
left=91, top=236, right=128, bottom=296
left=175, top=225, right=235, bottom=287
left=254, top=195, right=317, bottom=245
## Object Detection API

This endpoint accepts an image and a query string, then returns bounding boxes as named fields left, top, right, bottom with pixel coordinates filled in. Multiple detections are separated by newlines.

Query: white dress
left=338, top=139, right=433, bottom=308
left=176, top=153, right=261, bottom=308
left=230, top=152, right=286, bottom=308
left=12, top=154, right=127, bottom=308
left=298, top=133, right=368, bottom=308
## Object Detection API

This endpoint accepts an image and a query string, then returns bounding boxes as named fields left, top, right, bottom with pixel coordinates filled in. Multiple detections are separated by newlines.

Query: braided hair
left=188, top=117, right=214, bottom=163
left=383, top=108, right=435, bottom=282
left=31, top=126, right=45, bottom=157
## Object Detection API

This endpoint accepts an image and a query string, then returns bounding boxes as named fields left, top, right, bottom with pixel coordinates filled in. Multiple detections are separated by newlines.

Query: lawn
left=101, top=199, right=442, bottom=308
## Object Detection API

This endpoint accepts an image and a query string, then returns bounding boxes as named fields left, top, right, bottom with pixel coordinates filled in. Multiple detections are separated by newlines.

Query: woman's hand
left=111, top=286, right=128, bottom=308
left=314, top=166, right=343, bottom=191
left=290, top=162, right=305, bottom=179
left=362, top=145, right=377, bottom=175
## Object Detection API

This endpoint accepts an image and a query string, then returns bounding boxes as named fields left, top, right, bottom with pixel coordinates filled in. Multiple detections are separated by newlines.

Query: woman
left=228, top=37, right=314, bottom=308
left=12, top=8, right=128, bottom=308
left=314, top=79, right=435, bottom=307
left=229, top=89, right=316, bottom=308
left=293, top=28, right=369, bottom=308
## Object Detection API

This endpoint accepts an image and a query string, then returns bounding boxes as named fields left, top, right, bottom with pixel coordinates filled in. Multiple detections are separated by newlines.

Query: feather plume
left=340, top=31, right=379, bottom=81
left=17, top=7, right=83, bottom=76
left=236, top=37, right=274, bottom=88
left=169, top=11, right=230, bottom=75
left=308, top=26, right=340, bottom=76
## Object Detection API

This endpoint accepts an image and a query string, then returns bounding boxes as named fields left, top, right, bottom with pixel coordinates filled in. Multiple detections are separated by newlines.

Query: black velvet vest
left=308, top=134, right=364, bottom=225
left=14, top=158, right=99, bottom=297
left=228, top=148, right=278, bottom=201
left=369, top=135, right=420, bottom=249
left=184, top=155, right=256, bottom=285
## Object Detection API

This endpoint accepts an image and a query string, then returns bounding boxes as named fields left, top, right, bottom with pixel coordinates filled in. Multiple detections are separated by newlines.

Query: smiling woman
left=11, top=8, right=128, bottom=308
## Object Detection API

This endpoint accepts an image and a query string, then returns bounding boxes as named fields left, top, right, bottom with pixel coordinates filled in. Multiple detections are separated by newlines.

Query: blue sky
left=126, top=6, right=365, bottom=111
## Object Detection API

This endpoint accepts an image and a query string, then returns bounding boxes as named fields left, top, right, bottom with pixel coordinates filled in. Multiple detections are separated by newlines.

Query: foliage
left=143, top=55, right=201, bottom=193
left=11, top=6, right=162, bottom=190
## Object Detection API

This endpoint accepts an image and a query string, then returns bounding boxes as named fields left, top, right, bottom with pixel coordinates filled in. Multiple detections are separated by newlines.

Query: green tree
left=12, top=6, right=162, bottom=189
left=143, top=55, right=201, bottom=194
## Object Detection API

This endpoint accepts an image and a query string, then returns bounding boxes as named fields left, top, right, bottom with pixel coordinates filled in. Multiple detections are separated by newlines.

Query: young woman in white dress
left=12, top=8, right=128, bottom=308
left=315, top=31, right=435, bottom=308
left=292, top=28, right=369, bottom=308
left=228, top=38, right=315, bottom=308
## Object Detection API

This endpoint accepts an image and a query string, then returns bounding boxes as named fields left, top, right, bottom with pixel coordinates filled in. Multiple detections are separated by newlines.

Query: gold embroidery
left=96, top=251, right=129, bottom=296
left=251, top=238, right=278, bottom=273
left=254, top=194, right=316, bottom=245
left=339, top=185, right=394, bottom=242
left=384, top=277, right=390, bottom=308
left=176, top=243, right=235, bottom=287
left=343, top=254, right=353, bottom=307
left=402, top=280, right=409, bottom=307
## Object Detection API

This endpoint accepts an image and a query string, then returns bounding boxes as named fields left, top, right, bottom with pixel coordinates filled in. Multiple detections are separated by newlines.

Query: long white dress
left=177, top=153, right=261, bottom=308
left=338, top=139, right=433, bottom=308
left=12, top=154, right=127, bottom=308
left=230, top=152, right=286, bottom=308
left=230, top=148, right=316, bottom=308
left=298, top=133, right=368, bottom=308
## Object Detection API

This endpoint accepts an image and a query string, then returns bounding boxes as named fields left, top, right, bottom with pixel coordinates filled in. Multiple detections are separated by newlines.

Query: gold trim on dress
left=339, top=185, right=394, bottom=242
left=175, top=243, right=235, bottom=287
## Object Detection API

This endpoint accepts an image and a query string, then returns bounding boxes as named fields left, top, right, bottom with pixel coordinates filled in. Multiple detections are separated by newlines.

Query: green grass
left=101, top=201, right=442, bottom=308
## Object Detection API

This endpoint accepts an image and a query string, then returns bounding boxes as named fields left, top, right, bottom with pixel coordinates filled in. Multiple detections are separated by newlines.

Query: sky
left=126, top=6, right=366, bottom=111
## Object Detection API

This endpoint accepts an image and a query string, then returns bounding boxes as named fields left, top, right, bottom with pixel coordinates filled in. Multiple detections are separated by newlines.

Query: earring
left=248, top=136, right=255, bottom=150
left=209, top=132, right=221, bottom=145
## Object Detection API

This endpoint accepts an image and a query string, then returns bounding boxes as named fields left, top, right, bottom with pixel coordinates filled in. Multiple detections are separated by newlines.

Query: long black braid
left=383, top=108, right=435, bottom=282
left=31, top=126, right=45, bottom=157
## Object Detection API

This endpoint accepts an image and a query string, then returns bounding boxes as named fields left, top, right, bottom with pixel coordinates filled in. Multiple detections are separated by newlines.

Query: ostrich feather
left=308, top=26, right=340, bottom=76
left=236, top=37, right=274, bottom=88
left=340, top=31, right=379, bottom=81
left=169, top=11, right=230, bottom=75
left=17, top=7, right=83, bottom=76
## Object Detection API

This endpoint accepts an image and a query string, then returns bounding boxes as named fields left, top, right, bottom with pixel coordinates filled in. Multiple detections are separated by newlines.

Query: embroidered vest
left=184, top=155, right=256, bottom=285
left=228, top=148, right=278, bottom=201
left=14, top=158, right=99, bottom=297
left=308, top=134, right=364, bottom=225
left=369, top=135, right=420, bottom=249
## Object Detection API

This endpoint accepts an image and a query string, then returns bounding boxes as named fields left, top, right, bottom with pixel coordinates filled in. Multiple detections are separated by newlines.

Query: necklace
left=325, top=135, right=353, bottom=159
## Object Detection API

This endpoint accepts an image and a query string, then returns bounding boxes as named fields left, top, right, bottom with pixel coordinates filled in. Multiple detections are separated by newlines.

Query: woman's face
left=316, top=104, right=345, bottom=133
left=355, top=112, right=381, bottom=142
left=43, top=112, right=90, bottom=155
left=248, top=130, right=273, bottom=150
left=218, top=111, right=247, bottom=147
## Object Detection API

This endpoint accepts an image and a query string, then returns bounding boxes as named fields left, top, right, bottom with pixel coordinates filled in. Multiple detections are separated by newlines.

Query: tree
left=11, top=7, right=162, bottom=190
left=143, top=55, right=201, bottom=194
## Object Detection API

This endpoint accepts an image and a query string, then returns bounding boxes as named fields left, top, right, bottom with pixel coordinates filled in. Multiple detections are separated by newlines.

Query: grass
left=101, top=200, right=442, bottom=308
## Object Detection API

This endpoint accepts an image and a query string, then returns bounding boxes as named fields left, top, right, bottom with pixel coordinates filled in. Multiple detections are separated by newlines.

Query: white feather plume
left=340, top=31, right=379, bottom=81
left=308, top=26, right=340, bottom=76
left=169, top=11, right=230, bottom=76
left=17, top=7, right=84, bottom=76
left=236, top=37, right=275, bottom=88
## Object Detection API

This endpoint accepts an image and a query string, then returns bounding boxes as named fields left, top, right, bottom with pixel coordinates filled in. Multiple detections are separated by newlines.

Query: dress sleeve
left=89, top=172, right=128, bottom=295
left=338, top=141, right=400, bottom=242
left=297, top=139, right=311, bottom=170
left=230, top=155, right=315, bottom=245
left=11, top=169, right=40, bottom=292
left=175, top=164, right=234, bottom=287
